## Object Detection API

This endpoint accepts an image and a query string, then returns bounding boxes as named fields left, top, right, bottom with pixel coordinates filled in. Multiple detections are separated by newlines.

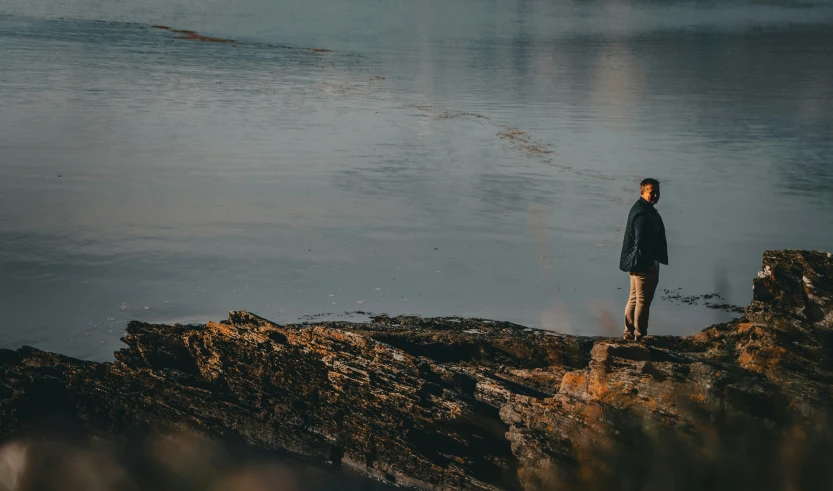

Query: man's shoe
left=634, top=333, right=647, bottom=343
left=623, top=331, right=635, bottom=341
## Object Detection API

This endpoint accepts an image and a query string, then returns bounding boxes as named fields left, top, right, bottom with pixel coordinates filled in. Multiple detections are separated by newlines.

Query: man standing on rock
left=620, top=178, right=668, bottom=341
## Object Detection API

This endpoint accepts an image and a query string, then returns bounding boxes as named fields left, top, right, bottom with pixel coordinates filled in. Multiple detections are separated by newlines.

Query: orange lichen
left=560, top=372, right=588, bottom=395
left=690, top=393, right=707, bottom=403
left=642, top=397, right=659, bottom=410
left=737, top=343, right=788, bottom=372
left=736, top=322, right=757, bottom=333
left=205, top=321, right=235, bottom=336
left=581, top=404, right=604, bottom=425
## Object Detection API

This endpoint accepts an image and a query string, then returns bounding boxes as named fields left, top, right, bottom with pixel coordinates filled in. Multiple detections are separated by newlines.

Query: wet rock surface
left=1, top=250, right=833, bottom=490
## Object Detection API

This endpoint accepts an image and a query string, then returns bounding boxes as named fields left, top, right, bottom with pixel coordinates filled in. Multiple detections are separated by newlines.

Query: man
left=619, top=178, right=668, bottom=341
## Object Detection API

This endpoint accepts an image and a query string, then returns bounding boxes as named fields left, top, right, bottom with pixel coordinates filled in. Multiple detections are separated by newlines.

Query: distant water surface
left=1, top=0, right=832, bottom=360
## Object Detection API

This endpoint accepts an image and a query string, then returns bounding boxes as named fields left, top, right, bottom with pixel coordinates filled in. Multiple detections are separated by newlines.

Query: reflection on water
left=1, top=0, right=832, bottom=359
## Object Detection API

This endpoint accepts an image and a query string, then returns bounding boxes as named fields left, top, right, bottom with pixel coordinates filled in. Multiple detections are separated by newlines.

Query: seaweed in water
left=661, top=288, right=745, bottom=313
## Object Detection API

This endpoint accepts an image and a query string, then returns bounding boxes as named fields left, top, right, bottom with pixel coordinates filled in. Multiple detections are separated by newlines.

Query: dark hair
left=640, top=178, right=660, bottom=191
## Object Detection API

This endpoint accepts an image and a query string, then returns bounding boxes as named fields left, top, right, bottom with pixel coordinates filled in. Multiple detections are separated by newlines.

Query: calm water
left=1, top=0, right=832, bottom=360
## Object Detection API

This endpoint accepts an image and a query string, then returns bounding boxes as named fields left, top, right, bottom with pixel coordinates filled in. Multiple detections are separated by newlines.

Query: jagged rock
left=1, top=250, right=833, bottom=490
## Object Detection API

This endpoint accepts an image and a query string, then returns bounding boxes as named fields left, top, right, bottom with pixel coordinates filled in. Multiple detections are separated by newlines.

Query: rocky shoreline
left=1, top=250, right=832, bottom=490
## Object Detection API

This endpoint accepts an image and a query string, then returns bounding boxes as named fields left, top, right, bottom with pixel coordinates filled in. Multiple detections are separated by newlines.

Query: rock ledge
left=2, top=250, right=833, bottom=490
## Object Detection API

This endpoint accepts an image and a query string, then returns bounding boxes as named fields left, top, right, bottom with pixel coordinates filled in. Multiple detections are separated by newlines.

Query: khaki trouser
left=624, top=264, right=659, bottom=337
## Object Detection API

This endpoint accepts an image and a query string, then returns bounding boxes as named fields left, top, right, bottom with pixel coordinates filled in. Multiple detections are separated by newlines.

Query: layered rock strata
left=1, top=250, right=832, bottom=490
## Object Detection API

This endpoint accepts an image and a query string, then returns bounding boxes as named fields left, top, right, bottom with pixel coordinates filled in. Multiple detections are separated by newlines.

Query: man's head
left=640, top=178, right=660, bottom=205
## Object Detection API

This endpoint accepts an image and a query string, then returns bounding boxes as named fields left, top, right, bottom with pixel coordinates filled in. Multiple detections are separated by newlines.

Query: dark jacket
left=619, top=198, right=668, bottom=272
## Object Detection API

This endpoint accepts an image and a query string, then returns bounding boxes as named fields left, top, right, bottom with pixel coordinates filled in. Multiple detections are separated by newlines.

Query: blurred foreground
left=0, top=434, right=394, bottom=491
left=1, top=412, right=832, bottom=491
